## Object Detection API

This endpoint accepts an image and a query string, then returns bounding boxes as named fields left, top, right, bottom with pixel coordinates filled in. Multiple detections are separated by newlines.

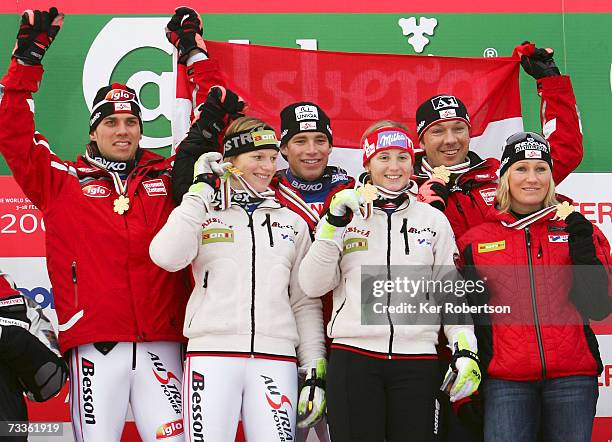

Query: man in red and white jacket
left=0, top=9, right=190, bottom=441
left=416, top=42, right=583, bottom=241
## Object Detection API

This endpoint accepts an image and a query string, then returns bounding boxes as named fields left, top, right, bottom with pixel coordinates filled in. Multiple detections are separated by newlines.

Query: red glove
left=165, top=7, right=207, bottom=63
left=13, top=7, right=64, bottom=65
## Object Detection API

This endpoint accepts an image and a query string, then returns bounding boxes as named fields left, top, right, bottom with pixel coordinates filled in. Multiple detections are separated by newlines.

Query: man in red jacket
left=0, top=9, right=190, bottom=441
left=416, top=42, right=583, bottom=241
left=414, top=42, right=585, bottom=441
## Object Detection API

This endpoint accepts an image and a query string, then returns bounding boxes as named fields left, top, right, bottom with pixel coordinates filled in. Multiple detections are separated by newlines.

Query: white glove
left=297, top=358, right=327, bottom=429
left=187, top=152, right=229, bottom=206
left=443, top=331, right=481, bottom=402
left=193, top=151, right=230, bottom=178
left=316, top=189, right=361, bottom=249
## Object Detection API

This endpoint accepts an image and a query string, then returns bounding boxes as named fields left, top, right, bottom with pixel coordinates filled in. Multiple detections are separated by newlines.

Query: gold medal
left=357, top=183, right=378, bottom=203
left=555, top=201, right=575, bottom=220
left=226, top=166, right=243, bottom=176
left=113, top=194, right=130, bottom=215
left=432, top=165, right=451, bottom=184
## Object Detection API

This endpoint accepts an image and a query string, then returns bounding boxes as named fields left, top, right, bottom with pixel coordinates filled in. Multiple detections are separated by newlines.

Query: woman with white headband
left=299, top=120, right=480, bottom=441
left=150, top=115, right=325, bottom=442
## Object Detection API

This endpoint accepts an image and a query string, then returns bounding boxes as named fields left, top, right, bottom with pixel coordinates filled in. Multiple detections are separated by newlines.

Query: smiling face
left=229, top=149, right=278, bottom=193
left=280, top=132, right=332, bottom=181
left=507, top=160, right=552, bottom=214
left=420, top=120, right=470, bottom=167
left=89, top=114, right=141, bottom=161
left=365, top=148, right=413, bottom=191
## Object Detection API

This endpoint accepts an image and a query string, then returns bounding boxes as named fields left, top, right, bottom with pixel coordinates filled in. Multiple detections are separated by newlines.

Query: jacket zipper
left=525, top=226, right=546, bottom=377
left=330, top=299, right=347, bottom=335
left=188, top=270, right=209, bottom=328
left=71, top=261, right=78, bottom=308
left=248, top=212, right=257, bottom=355
left=262, top=213, right=274, bottom=247
left=386, top=212, right=394, bottom=358
left=400, top=218, right=410, bottom=255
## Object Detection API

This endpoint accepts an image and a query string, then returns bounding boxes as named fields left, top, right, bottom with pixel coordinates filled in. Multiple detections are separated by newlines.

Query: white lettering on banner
left=556, top=173, right=612, bottom=241
left=0, top=214, right=45, bottom=234
left=83, top=18, right=174, bottom=149
left=596, top=335, right=612, bottom=417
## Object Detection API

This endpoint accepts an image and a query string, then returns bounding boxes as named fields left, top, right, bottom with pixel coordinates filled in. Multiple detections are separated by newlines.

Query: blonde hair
left=360, top=119, right=410, bottom=145
left=496, top=171, right=559, bottom=213
left=225, top=116, right=269, bottom=136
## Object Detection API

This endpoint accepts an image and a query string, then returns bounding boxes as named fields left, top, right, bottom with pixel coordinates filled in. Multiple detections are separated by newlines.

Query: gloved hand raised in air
left=442, top=331, right=481, bottom=402
left=417, top=177, right=449, bottom=212
left=165, top=7, right=207, bottom=63
left=297, top=358, right=327, bottom=429
left=316, top=189, right=361, bottom=249
left=13, top=7, right=64, bottom=65
left=513, top=41, right=561, bottom=79
left=194, top=86, right=248, bottom=142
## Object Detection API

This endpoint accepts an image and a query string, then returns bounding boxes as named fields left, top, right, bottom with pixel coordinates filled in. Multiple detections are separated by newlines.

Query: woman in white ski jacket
left=150, top=115, right=325, bottom=442
left=299, top=121, right=480, bottom=442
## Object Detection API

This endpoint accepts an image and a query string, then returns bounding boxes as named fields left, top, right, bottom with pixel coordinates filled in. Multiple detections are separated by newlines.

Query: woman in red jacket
left=457, top=131, right=612, bottom=442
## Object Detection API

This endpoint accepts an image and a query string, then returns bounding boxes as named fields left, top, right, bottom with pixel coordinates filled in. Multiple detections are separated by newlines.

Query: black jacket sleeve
left=171, top=124, right=220, bottom=205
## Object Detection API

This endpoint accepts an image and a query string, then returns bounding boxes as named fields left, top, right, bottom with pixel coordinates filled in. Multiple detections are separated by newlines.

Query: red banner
left=201, top=41, right=521, bottom=148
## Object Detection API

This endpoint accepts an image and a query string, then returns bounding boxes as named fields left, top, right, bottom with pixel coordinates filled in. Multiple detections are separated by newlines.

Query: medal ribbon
left=421, top=157, right=472, bottom=178
left=500, top=205, right=558, bottom=230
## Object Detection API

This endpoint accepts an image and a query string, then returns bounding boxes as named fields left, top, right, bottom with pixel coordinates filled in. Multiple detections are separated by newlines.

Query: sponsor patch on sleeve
left=142, top=178, right=167, bottom=196
left=478, top=187, right=497, bottom=206
left=477, top=240, right=506, bottom=253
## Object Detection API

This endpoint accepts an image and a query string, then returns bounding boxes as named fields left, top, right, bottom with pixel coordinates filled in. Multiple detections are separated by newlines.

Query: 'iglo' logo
left=83, top=18, right=175, bottom=149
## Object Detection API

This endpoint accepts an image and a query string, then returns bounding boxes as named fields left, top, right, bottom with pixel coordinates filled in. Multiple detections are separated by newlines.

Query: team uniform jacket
left=414, top=75, right=584, bottom=240
left=0, top=61, right=190, bottom=353
left=149, top=193, right=326, bottom=364
left=457, top=207, right=612, bottom=380
left=271, top=167, right=355, bottom=232
left=299, top=195, right=475, bottom=357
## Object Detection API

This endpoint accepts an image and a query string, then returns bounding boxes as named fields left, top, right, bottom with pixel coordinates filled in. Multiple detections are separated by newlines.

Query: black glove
left=165, top=7, right=206, bottom=63
left=194, top=86, right=247, bottom=141
left=417, top=177, right=449, bottom=212
left=0, top=325, right=67, bottom=402
left=13, top=7, right=64, bottom=65
left=514, top=41, right=560, bottom=80
left=565, top=212, right=597, bottom=264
